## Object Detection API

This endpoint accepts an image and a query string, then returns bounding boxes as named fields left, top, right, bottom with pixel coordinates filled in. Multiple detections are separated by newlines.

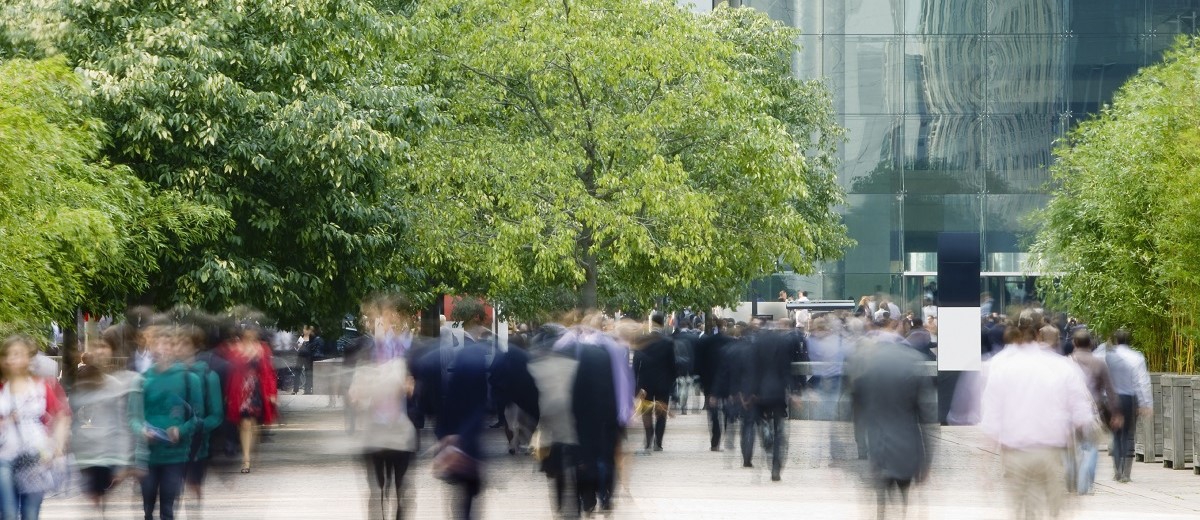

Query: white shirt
left=1106, top=344, right=1153, bottom=407
left=922, top=305, right=938, bottom=320
left=980, top=342, right=1095, bottom=450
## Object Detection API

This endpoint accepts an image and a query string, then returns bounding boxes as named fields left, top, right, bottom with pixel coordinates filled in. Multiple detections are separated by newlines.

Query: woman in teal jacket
left=131, top=325, right=203, bottom=520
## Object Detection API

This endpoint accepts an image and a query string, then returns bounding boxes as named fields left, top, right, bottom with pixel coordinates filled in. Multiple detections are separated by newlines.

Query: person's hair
left=1072, top=329, right=1093, bottom=349
left=1112, top=328, right=1132, bottom=346
left=1039, top=325, right=1059, bottom=346
left=910, top=318, right=923, bottom=328
left=450, top=299, right=487, bottom=324
left=1004, top=308, right=1042, bottom=345
left=801, top=291, right=809, bottom=297
left=650, top=312, right=665, bottom=326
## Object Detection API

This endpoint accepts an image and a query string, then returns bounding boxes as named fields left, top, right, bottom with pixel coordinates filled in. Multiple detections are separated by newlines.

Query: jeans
left=141, top=463, right=187, bottom=520
left=1075, top=437, right=1099, bottom=494
left=0, top=461, right=44, bottom=520
left=1111, top=394, right=1137, bottom=481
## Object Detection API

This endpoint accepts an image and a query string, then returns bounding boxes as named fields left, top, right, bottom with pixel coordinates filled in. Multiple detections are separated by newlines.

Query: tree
left=55, top=0, right=437, bottom=327
left=397, top=0, right=850, bottom=316
left=1031, top=36, right=1200, bottom=373
left=0, top=57, right=224, bottom=330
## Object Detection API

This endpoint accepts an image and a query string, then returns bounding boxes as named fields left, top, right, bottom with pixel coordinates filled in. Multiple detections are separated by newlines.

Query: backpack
left=183, top=365, right=212, bottom=462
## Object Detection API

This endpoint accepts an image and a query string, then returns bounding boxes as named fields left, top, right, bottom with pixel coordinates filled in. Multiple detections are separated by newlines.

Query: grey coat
left=851, top=341, right=936, bottom=481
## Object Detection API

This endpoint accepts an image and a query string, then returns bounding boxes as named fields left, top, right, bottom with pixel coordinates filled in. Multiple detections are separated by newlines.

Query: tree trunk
left=60, top=310, right=82, bottom=388
left=420, top=294, right=443, bottom=338
left=578, top=228, right=598, bottom=310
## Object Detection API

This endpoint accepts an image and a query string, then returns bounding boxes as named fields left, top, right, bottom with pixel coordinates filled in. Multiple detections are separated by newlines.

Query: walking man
left=1105, top=328, right=1153, bottom=483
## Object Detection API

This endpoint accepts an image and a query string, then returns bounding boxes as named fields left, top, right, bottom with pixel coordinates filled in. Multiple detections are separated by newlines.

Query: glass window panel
left=794, top=35, right=823, bottom=81
left=1066, top=35, right=1143, bottom=118
left=983, top=194, right=1051, bottom=255
left=908, top=0, right=986, bottom=34
left=984, top=115, right=1060, bottom=194
left=824, top=0, right=909, bottom=35
left=1147, top=0, right=1200, bottom=35
left=905, top=35, right=985, bottom=115
left=986, top=0, right=1069, bottom=35
left=902, top=116, right=985, bottom=195
left=902, top=194, right=982, bottom=257
left=986, top=36, right=1069, bottom=115
left=839, top=116, right=904, bottom=194
left=742, top=0, right=822, bottom=36
left=824, top=36, right=904, bottom=114
left=841, top=194, right=902, bottom=274
left=1069, top=0, right=1146, bottom=34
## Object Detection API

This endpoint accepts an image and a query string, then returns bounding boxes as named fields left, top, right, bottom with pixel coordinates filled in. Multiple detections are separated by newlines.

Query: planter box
left=1193, top=378, right=1200, bottom=475
left=1160, top=375, right=1194, bottom=469
left=1136, top=373, right=1165, bottom=463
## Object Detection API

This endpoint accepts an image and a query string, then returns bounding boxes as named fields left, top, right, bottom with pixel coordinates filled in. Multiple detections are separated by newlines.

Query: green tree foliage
left=398, top=1, right=850, bottom=316
left=0, top=57, right=225, bottom=329
left=1032, top=36, right=1200, bottom=372
left=55, top=0, right=438, bottom=327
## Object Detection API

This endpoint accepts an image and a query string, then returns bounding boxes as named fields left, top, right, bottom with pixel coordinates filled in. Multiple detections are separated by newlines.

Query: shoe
left=710, top=446, right=721, bottom=452
left=771, top=472, right=781, bottom=482
left=240, top=464, right=251, bottom=474
left=291, top=390, right=298, bottom=395
left=653, top=445, right=663, bottom=452
left=743, top=462, right=753, bottom=468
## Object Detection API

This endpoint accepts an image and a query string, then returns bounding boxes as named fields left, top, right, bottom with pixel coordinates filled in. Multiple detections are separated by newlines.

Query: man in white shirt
left=1105, top=328, right=1153, bottom=483
left=980, top=310, right=1096, bottom=518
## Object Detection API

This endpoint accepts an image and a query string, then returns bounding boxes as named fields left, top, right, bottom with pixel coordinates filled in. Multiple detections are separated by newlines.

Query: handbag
left=431, top=439, right=478, bottom=482
left=7, top=386, right=67, bottom=495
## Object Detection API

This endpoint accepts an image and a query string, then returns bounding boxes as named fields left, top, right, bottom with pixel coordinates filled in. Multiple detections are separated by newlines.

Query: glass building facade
left=697, top=0, right=1200, bottom=311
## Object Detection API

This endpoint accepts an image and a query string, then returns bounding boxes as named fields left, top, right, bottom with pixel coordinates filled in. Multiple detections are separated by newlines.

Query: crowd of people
left=0, top=289, right=1158, bottom=520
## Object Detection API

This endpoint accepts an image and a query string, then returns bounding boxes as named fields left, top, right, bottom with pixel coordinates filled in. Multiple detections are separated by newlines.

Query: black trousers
left=141, top=463, right=186, bottom=520
left=642, top=400, right=667, bottom=450
left=1111, top=394, right=1138, bottom=476
left=364, top=450, right=413, bottom=520
left=293, top=356, right=314, bottom=393
left=707, top=396, right=724, bottom=449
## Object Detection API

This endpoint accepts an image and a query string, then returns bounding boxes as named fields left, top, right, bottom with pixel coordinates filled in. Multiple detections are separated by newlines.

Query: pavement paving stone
left=42, top=396, right=1200, bottom=519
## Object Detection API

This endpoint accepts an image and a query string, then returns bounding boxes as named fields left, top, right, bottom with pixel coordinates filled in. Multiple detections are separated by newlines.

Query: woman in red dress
left=222, top=323, right=278, bottom=473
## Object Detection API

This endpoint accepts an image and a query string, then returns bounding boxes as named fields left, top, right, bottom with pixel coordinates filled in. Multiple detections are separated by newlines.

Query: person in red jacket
left=221, top=322, right=277, bottom=474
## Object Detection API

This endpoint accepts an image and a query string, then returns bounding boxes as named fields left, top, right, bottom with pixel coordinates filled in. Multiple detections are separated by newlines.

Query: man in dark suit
left=750, top=324, right=800, bottom=481
left=694, top=321, right=735, bottom=451
left=633, top=313, right=676, bottom=452
left=851, top=336, right=936, bottom=518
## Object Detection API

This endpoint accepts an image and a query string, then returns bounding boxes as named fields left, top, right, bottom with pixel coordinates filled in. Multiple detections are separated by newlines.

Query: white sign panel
left=937, top=306, right=982, bottom=371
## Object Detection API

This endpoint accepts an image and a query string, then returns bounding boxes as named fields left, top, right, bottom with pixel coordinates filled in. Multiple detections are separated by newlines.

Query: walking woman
left=136, top=324, right=203, bottom=520
left=70, top=337, right=140, bottom=516
left=221, top=321, right=278, bottom=474
left=0, top=335, right=71, bottom=519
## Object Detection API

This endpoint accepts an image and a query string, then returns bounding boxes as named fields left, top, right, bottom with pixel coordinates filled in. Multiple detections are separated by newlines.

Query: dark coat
left=633, top=332, right=676, bottom=401
left=694, top=332, right=734, bottom=396
left=572, top=342, right=618, bottom=465
left=905, top=328, right=935, bottom=360
left=432, top=337, right=489, bottom=459
left=752, top=330, right=797, bottom=409
left=851, top=342, right=935, bottom=481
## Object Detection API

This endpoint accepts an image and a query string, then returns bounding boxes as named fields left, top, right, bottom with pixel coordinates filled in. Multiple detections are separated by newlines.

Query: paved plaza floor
left=44, top=395, right=1200, bottom=519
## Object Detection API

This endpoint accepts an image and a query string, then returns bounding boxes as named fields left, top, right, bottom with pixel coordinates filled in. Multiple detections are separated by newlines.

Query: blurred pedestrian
left=980, top=310, right=1095, bottom=519
left=1105, top=328, right=1152, bottom=484
left=135, top=324, right=203, bottom=520
left=1067, top=329, right=1120, bottom=494
left=424, top=300, right=490, bottom=520
left=220, top=321, right=278, bottom=474
left=70, top=338, right=140, bottom=515
left=177, top=324, right=224, bottom=511
left=294, top=325, right=324, bottom=395
left=850, top=334, right=935, bottom=518
left=0, top=335, right=71, bottom=520
left=633, top=313, right=675, bottom=453
left=349, top=295, right=418, bottom=520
